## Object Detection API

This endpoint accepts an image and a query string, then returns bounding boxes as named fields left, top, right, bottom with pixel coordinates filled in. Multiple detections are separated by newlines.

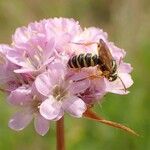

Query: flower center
left=0, top=53, right=6, bottom=64
left=23, top=45, right=44, bottom=70
left=52, top=85, right=68, bottom=101
left=31, top=95, right=42, bottom=113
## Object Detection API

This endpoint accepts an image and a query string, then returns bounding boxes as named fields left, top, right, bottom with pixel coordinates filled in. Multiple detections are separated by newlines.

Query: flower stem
left=56, top=117, right=65, bottom=150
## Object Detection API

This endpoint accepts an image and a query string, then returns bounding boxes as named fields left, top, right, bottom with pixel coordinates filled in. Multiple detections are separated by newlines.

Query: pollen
left=31, top=95, right=42, bottom=113
left=37, top=45, right=43, bottom=52
left=52, top=85, right=68, bottom=101
left=0, top=54, right=5, bottom=64
left=34, top=54, right=40, bottom=62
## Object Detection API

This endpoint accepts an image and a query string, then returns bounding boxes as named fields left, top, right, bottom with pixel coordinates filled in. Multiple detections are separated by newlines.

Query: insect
left=68, top=39, right=116, bottom=81
left=68, top=39, right=127, bottom=91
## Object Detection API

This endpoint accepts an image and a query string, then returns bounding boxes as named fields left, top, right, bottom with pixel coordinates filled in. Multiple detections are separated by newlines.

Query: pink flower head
left=35, top=62, right=89, bottom=120
left=0, top=17, right=133, bottom=135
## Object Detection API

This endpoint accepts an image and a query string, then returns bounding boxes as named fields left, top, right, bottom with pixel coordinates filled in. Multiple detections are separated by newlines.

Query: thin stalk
left=56, top=117, right=65, bottom=150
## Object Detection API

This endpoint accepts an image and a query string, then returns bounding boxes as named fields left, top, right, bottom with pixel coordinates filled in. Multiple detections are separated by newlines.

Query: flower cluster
left=0, top=18, right=133, bottom=135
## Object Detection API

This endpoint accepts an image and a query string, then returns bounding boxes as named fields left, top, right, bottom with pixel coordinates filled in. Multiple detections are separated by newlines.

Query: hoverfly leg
left=118, top=57, right=123, bottom=67
left=117, top=76, right=127, bottom=93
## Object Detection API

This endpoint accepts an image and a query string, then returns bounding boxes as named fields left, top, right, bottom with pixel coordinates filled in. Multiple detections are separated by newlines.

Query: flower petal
left=35, top=72, right=52, bottom=96
left=7, top=85, right=32, bottom=106
left=8, top=110, right=33, bottom=131
left=40, top=96, right=63, bottom=120
left=69, top=79, right=90, bottom=94
left=105, top=73, right=133, bottom=94
left=34, top=114, right=50, bottom=136
left=6, top=48, right=32, bottom=69
left=81, top=79, right=106, bottom=104
left=12, top=27, right=29, bottom=44
left=14, top=68, right=35, bottom=73
left=109, top=42, right=126, bottom=60
left=63, top=96, right=86, bottom=118
left=118, top=63, right=133, bottom=73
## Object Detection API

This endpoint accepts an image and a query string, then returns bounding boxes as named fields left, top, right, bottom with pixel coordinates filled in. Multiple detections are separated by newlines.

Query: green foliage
left=0, top=0, right=150, bottom=149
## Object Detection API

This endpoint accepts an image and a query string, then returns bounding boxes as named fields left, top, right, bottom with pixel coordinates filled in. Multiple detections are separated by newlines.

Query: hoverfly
left=68, top=39, right=126, bottom=91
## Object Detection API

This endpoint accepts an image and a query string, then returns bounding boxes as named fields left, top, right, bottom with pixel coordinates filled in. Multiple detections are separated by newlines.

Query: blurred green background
left=0, top=0, right=150, bottom=150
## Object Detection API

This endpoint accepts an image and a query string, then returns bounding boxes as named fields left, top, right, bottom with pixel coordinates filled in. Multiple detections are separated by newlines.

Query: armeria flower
left=6, top=18, right=82, bottom=74
left=6, top=36, right=55, bottom=74
left=0, top=17, right=134, bottom=136
left=35, top=62, right=89, bottom=120
left=8, top=85, right=50, bottom=136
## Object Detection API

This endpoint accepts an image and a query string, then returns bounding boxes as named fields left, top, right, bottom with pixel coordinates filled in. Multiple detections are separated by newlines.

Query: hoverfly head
left=108, top=73, right=118, bottom=82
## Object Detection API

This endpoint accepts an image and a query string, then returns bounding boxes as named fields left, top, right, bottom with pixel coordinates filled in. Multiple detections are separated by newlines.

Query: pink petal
left=34, top=114, right=50, bottom=136
left=69, top=79, right=90, bottom=94
left=118, top=73, right=133, bottom=89
left=0, top=44, right=12, bottom=56
left=52, top=111, right=64, bottom=121
left=62, top=96, right=86, bottom=118
left=109, top=89, right=129, bottom=95
left=6, top=49, right=32, bottom=68
left=14, top=68, right=35, bottom=73
left=68, top=71, right=89, bottom=82
left=109, top=42, right=126, bottom=60
left=105, top=73, right=133, bottom=94
left=7, top=85, right=32, bottom=106
left=74, top=27, right=108, bottom=43
left=48, top=60, right=66, bottom=75
left=118, top=63, right=133, bottom=73
left=8, top=111, right=33, bottom=131
left=12, top=27, right=29, bottom=44
left=40, top=96, right=63, bottom=120
left=43, top=38, right=55, bottom=61
left=43, top=56, right=55, bottom=66
left=35, top=72, right=52, bottom=96
left=81, top=79, right=106, bottom=104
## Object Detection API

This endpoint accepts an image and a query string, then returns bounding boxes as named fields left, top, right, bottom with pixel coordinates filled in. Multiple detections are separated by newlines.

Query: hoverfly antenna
left=117, top=76, right=127, bottom=93
left=118, top=57, right=123, bottom=67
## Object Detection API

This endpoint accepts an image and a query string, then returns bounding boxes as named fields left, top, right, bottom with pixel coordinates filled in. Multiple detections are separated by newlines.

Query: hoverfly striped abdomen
left=68, top=53, right=100, bottom=68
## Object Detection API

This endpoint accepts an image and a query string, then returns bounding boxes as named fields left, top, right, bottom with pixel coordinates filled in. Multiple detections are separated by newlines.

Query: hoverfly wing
left=98, top=39, right=114, bottom=71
